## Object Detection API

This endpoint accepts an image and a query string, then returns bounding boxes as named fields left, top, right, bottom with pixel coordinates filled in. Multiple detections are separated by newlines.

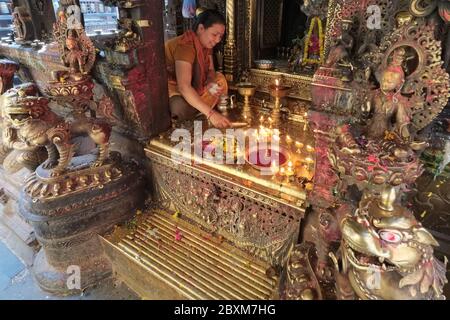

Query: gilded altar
left=0, top=0, right=449, bottom=301
left=146, top=105, right=315, bottom=263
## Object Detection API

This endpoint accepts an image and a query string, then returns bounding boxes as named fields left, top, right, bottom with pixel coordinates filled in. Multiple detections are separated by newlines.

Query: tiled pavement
left=0, top=240, right=139, bottom=300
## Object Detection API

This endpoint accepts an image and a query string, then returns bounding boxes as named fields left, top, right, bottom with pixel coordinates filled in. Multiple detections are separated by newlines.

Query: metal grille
left=261, top=0, right=283, bottom=48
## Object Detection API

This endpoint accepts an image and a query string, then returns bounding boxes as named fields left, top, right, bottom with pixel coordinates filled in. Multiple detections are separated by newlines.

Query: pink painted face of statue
left=66, top=38, right=78, bottom=51
left=380, top=70, right=404, bottom=92
left=196, top=23, right=225, bottom=49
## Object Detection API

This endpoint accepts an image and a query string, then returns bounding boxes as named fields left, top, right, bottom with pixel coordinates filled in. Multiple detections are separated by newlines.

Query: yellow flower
left=303, top=17, right=325, bottom=66
left=384, top=131, right=395, bottom=141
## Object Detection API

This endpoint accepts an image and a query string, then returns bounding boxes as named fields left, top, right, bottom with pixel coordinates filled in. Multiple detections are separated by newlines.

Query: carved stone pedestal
left=19, top=153, right=145, bottom=295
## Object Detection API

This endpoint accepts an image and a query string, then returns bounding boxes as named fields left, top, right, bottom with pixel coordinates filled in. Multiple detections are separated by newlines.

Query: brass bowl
left=236, top=83, right=257, bottom=97
left=268, top=84, right=291, bottom=98
left=236, top=83, right=257, bottom=105
left=254, top=59, right=275, bottom=70
left=245, top=144, right=290, bottom=173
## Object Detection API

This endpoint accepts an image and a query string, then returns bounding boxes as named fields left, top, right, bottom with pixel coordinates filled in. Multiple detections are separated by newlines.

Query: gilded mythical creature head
left=341, top=187, right=447, bottom=299
left=2, top=83, right=49, bottom=127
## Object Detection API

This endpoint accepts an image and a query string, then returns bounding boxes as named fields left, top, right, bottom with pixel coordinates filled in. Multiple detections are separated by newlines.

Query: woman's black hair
left=192, top=9, right=226, bottom=32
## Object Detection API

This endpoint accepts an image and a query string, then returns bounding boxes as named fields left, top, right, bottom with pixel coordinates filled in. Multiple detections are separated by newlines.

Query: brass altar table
left=102, top=104, right=316, bottom=299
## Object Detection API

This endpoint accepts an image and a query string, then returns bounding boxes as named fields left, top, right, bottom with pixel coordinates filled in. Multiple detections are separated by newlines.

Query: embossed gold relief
left=145, top=104, right=316, bottom=266
left=150, top=157, right=302, bottom=267
left=23, top=152, right=125, bottom=202
left=282, top=242, right=324, bottom=300
left=330, top=136, right=424, bottom=193
left=247, top=69, right=313, bottom=101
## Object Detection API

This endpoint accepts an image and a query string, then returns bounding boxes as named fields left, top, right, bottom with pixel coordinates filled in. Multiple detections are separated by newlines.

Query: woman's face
left=197, top=23, right=225, bottom=49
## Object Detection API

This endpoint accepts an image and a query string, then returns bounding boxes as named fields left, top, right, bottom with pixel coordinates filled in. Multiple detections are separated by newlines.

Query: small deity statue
left=114, top=18, right=140, bottom=52
left=365, top=48, right=411, bottom=140
left=288, top=36, right=304, bottom=72
left=325, top=20, right=354, bottom=69
left=11, top=7, right=28, bottom=42
left=62, top=30, right=86, bottom=81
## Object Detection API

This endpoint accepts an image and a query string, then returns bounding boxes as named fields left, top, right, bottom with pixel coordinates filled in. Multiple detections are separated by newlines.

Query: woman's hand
left=209, top=111, right=231, bottom=129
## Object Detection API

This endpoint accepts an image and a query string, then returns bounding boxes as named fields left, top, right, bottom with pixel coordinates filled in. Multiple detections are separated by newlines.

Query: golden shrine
left=0, top=0, right=449, bottom=301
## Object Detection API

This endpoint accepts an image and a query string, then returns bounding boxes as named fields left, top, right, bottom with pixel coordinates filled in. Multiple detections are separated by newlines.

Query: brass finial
left=196, top=7, right=207, bottom=17
left=378, top=186, right=396, bottom=212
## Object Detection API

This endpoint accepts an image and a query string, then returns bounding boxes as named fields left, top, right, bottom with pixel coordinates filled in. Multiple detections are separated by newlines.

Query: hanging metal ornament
left=182, top=0, right=196, bottom=18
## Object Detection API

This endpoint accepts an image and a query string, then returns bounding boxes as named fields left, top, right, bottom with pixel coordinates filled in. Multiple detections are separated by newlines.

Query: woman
left=165, top=9, right=231, bottom=128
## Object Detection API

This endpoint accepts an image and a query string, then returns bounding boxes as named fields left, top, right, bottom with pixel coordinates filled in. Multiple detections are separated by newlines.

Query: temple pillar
left=224, top=0, right=237, bottom=83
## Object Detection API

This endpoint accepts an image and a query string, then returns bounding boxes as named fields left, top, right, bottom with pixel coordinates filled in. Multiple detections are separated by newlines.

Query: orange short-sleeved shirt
left=165, top=35, right=196, bottom=97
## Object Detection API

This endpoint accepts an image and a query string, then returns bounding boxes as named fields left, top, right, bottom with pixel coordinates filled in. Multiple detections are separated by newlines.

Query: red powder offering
left=247, top=148, right=288, bottom=168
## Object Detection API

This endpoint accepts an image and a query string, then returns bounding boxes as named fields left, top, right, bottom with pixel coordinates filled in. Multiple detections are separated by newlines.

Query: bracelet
left=206, top=109, right=215, bottom=120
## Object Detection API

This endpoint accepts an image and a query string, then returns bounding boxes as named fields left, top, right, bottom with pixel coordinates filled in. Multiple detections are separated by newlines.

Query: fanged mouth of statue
left=343, top=241, right=397, bottom=272
left=9, top=113, right=31, bottom=122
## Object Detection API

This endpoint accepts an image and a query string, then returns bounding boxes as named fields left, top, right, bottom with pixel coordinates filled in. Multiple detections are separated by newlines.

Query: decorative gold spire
left=378, top=186, right=396, bottom=212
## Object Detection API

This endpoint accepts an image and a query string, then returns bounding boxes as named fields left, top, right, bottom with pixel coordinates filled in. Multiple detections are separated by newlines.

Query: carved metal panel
left=147, top=150, right=305, bottom=267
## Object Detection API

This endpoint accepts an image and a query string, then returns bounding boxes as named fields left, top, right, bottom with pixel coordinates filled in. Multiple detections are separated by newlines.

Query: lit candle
left=252, top=130, right=259, bottom=140
left=271, top=160, right=279, bottom=175
left=259, top=115, right=265, bottom=124
left=280, top=167, right=286, bottom=176
left=295, top=141, right=304, bottom=154
left=286, top=135, right=293, bottom=144
left=286, top=161, right=295, bottom=176
left=260, top=127, right=269, bottom=137
left=305, top=157, right=314, bottom=172
left=275, top=79, right=280, bottom=87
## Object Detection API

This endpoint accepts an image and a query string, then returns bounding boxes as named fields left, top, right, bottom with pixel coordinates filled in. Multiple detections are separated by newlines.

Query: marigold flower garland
left=302, top=16, right=325, bottom=66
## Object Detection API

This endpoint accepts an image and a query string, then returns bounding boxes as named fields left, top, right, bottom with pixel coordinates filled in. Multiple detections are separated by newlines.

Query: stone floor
left=0, top=240, right=139, bottom=300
